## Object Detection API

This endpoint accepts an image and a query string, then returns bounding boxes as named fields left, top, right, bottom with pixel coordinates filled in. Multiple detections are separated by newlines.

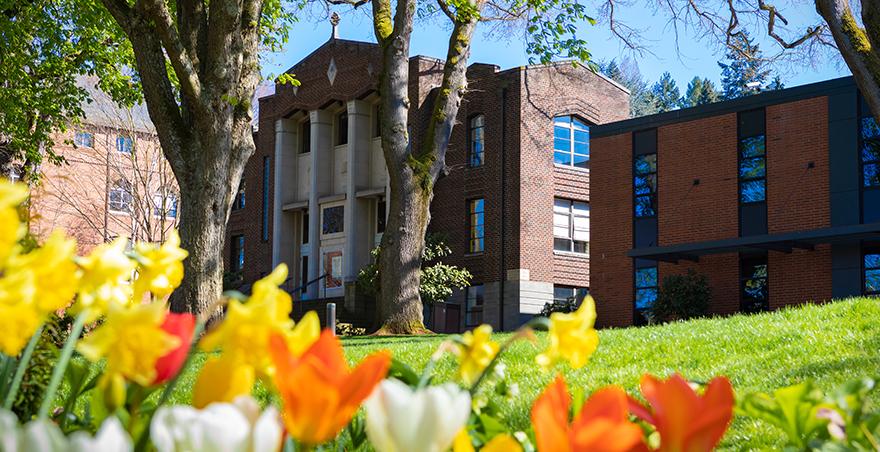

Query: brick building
left=225, top=36, right=629, bottom=331
left=591, top=76, right=879, bottom=327
left=22, top=80, right=179, bottom=252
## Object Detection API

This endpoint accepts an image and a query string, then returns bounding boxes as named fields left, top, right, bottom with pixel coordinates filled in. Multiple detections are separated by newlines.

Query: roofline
left=495, top=60, right=630, bottom=95
left=592, top=76, right=856, bottom=138
left=276, top=38, right=379, bottom=82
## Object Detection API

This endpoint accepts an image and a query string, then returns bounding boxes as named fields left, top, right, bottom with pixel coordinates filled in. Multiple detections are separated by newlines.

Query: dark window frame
left=230, top=234, right=245, bottom=273
left=467, top=198, right=485, bottom=253
left=553, top=285, right=589, bottom=304
left=261, top=156, right=270, bottom=242
left=633, top=153, right=658, bottom=218
left=302, top=212, right=310, bottom=244
left=376, top=197, right=386, bottom=234
left=336, top=111, right=348, bottom=145
left=859, top=97, right=880, bottom=223
left=862, top=244, right=880, bottom=296
left=300, top=119, right=311, bottom=154
left=232, top=181, right=246, bottom=211
left=465, top=284, right=484, bottom=327
left=633, top=264, right=659, bottom=324
left=737, top=108, right=768, bottom=237
left=739, top=253, right=769, bottom=312
left=322, top=205, right=345, bottom=235
left=468, top=114, right=485, bottom=168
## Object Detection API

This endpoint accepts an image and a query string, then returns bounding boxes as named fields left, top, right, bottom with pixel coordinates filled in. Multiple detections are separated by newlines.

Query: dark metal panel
left=740, top=202, right=768, bottom=237
left=828, top=88, right=860, bottom=226
left=863, top=190, right=880, bottom=223
left=633, top=129, right=657, bottom=155
left=634, top=217, right=658, bottom=248
left=832, top=242, right=862, bottom=298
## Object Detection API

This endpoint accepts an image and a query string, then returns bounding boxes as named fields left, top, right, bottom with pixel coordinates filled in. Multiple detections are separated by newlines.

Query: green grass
left=172, top=298, right=880, bottom=450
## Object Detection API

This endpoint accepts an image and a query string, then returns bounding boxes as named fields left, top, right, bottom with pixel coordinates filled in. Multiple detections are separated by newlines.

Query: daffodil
left=0, top=181, right=28, bottom=268
left=7, top=230, right=79, bottom=312
left=200, top=264, right=319, bottom=373
left=77, top=302, right=180, bottom=386
left=75, top=237, right=136, bottom=319
left=453, top=430, right=523, bottom=452
left=536, top=295, right=599, bottom=369
left=0, top=268, right=40, bottom=356
left=453, top=324, right=500, bottom=386
left=192, top=356, right=256, bottom=408
left=133, top=230, right=188, bottom=300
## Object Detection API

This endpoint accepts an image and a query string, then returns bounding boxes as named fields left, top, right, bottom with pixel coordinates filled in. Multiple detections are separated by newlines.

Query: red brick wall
left=590, top=133, right=633, bottom=327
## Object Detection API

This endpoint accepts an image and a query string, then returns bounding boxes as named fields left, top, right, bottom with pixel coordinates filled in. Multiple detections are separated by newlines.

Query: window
left=634, top=265, right=658, bottom=321
left=738, top=109, right=768, bottom=236
left=740, top=254, right=768, bottom=312
left=468, top=199, right=484, bottom=253
left=864, top=248, right=880, bottom=295
left=116, top=136, right=133, bottom=154
left=468, top=115, right=485, bottom=167
left=859, top=98, right=880, bottom=223
left=553, top=285, right=589, bottom=304
left=322, top=206, right=344, bottom=235
left=230, top=234, right=245, bottom=272
left=302, top=212, right=310, bottom=244
left=153, top=189, right=178, bottom=218
left=337, top=111, right=348, bottom=145
left=262, top=157, right=270, bottom=241
left=233, top=182, right=246, bottom=211
left=373, top=104, right=382, bottom=138
left=377, top=198, right=386, bottom=234
left=300, top=119, right=311, bottom=154
left=553, top=198, right=589, bottom=254
left=108, top=180, right=132, bottom=213
left=74, top=131, right=94, bottom=148
left=634, top=153, right=657, bottom=218
left=553, top=116, right=589, bottom=168
left=9, top=165, right=21, bottom=183
left=300, top=255, right=309, bottom=292
left=465, top=285, right=484, bottom=327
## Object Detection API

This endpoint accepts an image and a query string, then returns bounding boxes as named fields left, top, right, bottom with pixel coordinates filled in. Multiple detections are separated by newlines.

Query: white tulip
left=150, top=396, right=282, bottom=452
left=0, top=409, right=131, bottom=452
left=69, top=417, right=132, bottom=452
left=365, top=379, right=471, bottom=452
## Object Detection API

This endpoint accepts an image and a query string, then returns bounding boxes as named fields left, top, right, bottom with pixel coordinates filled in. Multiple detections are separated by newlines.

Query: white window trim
left=553, top=198, right=589, bottom=256
left=553, top=116, right=589, bottom=168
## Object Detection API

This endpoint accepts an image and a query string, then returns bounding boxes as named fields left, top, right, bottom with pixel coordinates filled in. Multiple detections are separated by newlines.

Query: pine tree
left=651, top=72, right=682, bottom=113
left=718, top=31, right=771, bottom=100
left=767, top=75, right=785, bottom=91
left=683, top=77, right=720, bottom=107
left=599, top=58, right=659, bottom=117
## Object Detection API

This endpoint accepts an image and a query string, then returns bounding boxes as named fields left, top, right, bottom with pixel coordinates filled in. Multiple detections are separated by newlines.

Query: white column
left=272, top=118, right=297, bottom=271
left=344, top=100, right=372, bottom=282
left=308, top=109, right=332, bottom=298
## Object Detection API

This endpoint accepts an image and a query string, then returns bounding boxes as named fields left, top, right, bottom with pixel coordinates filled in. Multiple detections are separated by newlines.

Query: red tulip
left=152, top=312, right=196, bottom=385
left=629, top=374, right=734, bottom=452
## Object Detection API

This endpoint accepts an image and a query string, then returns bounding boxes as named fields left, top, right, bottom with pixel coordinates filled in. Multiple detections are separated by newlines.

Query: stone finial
left=330, top=12, right=340, bottom=39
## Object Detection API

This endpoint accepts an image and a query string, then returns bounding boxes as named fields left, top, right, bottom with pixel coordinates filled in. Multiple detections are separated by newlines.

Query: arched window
left=154, top=187, right=179, bottom=218
left=109, top=180, right=133, bottom=213
left=553, top=116, right=589, bottom=168
left=468, top=114, right=485, bottom=167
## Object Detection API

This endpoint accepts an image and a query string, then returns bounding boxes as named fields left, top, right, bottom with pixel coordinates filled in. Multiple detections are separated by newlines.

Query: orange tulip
left=629, top=374, right=734, bottom=452
left=532, top=375, right=648, bottom=452
left=268, top=329, right=391, bottom=446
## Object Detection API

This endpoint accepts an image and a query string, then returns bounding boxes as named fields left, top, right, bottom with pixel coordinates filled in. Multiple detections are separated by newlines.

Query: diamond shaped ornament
left=327, top=58, right=337, bottom=86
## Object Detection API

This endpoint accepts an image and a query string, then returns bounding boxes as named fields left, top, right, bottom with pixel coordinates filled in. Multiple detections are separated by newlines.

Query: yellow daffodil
left=192, top=356, right=256, bottom=408
left=7, top=230, right=79, bottom=312
left=0, top=181, right=28, bottom=268
left=200, top=264, right=320, bottom=373
left=133, top=230, right=188, bottom=300
left=453, top=430, right=522, bottom=452
left=75, top=237, right=136, bottom=319
left=77, top=302, right=180, bottom=386
left=453, top=324, right=500, bottom=386
left=536, top=295, right=599, bottom=369
left=0, top=268, right=41, bottom=356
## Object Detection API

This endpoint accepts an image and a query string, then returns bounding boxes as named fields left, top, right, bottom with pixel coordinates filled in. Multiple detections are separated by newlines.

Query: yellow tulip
left=77, top=302, right=180, bottom=386
left=192, top=356, right=256, bottom=408
left=536, top=295, right=599, bottom=369
left=7, top=230, right=79, bottom=312
left=75, top=237, right=136, bottom=319
left=133, top=230, right=188, bottom=300
left=0, top=181, right=28, bottom=268
left=454, top=324, right=500, bottom=386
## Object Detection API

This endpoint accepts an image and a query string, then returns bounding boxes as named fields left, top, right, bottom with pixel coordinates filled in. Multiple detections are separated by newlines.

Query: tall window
left=322, top=206, right=344, bottom=235
left=302, top=212, right=310, bottom=244
left=553, top=198, right=589, bottom=254
left=153, top=188, right=178, bottom=218
left=262, top=156, right=270, bottom=241
left=116, top=136, right=133, bottom=154
left=74, top=131, right=94, bottom=148
left=864, top=248, right=880, bottom=295
left=634, top=265, right=658, bottom=322
left=300, top=255, right=309, bottom=291
left=860, top=99, right=880, bottom=222
left=230, top=234, right=245, bottom=272
left=337, top=111, right=348, bottom=145
left=233, top=181, right=246, bottom=211
left=553, top=285, right=589, bottom=304
left=738, top=109, right=767, bottom=236
left=373, top=104, right=382, bottom=138
left=377, top=198, right=386, bottom=234
left=468, top=115, right=485, bottom=167
left=108, top=180, right=132, bottom=213
left=468, top=198, right=484, bottom=253
left=740, top=254, right=768, bottom=312
left=300, top=119, right=311, bottom=154
left=465, top=285, right=484, bottom=327
left=553, top=116, right=589, bottom=168
left=634, top=153, right=657, bottom=218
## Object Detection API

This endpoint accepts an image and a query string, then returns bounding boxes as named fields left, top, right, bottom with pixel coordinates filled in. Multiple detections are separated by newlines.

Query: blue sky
left=261, top=4, right=848, bottom=91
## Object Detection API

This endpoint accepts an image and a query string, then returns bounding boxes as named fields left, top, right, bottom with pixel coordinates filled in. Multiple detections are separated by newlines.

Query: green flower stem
left=38, top=311, right=88, bottom=419
left=3, top=324, right=45, bottom=409
left=0, top=354, right=15, bottom=402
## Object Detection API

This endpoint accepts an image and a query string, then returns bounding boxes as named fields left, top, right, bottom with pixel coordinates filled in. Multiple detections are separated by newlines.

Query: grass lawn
left=171, top=297, right=880, bottom=450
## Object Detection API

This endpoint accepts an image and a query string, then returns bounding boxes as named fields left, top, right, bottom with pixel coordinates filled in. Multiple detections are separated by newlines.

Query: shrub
left=540, top=297, right=579, bottom=317
left=336, top=323, right=367, bottom=337
left=654, top=269, right=711, bottom=322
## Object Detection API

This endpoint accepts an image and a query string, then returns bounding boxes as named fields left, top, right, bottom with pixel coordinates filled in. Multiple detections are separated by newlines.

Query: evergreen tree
left=767, top=75, right=785, bottom=91
left=599, top=58, right=659, bottom=117
left=682, top=77, right=720, bottom=107
left=651, top=72, right=682, bottom=113
left=718, top=31, right=771, bottom=100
